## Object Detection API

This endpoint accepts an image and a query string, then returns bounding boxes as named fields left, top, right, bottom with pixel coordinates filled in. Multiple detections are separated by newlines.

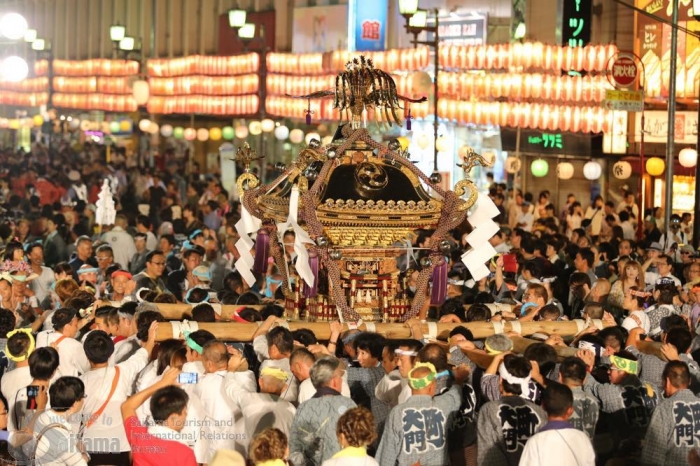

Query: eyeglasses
left=150, top=261, right=166, bottom=266
left=96, top=256, right=111, bottom=262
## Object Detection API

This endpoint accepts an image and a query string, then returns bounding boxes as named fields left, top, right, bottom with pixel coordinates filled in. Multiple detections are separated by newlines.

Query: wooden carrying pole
left=151, top=303, right=518, bottom=321
left=156, top=319, right=613, bottom=342
left=458, top=337, right=582, bottom=370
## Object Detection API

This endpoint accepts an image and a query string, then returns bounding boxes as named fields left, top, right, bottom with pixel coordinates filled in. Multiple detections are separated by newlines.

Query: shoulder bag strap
left=85, top=366, right=120, bottom=429
left=31, top=422, right=70, bottom=463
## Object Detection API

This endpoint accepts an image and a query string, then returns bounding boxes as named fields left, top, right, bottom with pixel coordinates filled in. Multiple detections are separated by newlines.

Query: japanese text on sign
left=562, top=0, right=592, bottom=48
left=361, top=21, right=381, bottom=41
left=527, top=133, right=564, bottom=149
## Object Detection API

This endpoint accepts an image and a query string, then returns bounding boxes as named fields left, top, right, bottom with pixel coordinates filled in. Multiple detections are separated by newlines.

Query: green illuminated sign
left=527, top=133, right=563, bottom=149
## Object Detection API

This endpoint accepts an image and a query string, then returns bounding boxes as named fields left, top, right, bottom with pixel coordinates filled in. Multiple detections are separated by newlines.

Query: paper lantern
left=109, top=121, right=120, bottom=133
left=161, top=124, right=173, bottom=137
left=209, top=127, right=222, bottom=141
left=147, top=123, right=159, bottom=135
left=8, top=119, right=19, bottom=130
left=410, top=71, right=432, bottom=95
left=261, top=118, right=275, bottom=133
left=274, top=125, right=289, bottom=141
left=69, top=119, right=80, bottom=130
left=583, top=161, right=602, bottom=180
left=33, top=115, right=44, bottom=127
left=132, top=80, right=150, bottom=105
left=322, top=135, right=334, bottom=146
left=289, top=129, right=304, bottom=144
left=531, top=158, right=549, bottom=177
left=80, top=120, right=91, bottom=132
left=173, top=127, right=184, bottom=139
left=305, top=132, right=320, bottom=145
left=249, top=121, right=262, bottom=135
left=235, top=125, right=249, bottom=139
left=505, top=156, right=521, bottom=174
left=1, top=56, right=28, bottom=82
left=417, top=133, right=430, bottom=149
left=222, top=126, right=234, bottom=140
left=197, top=128, right=209, bottom=141
left=184, top=127, right=197, bottom=141
left=612, top=160, right=632, bottom=179
left=139, top=119, right=151, bottom=132
left=435, top=137, right=449, bottom=152
left=557, top=162, right=574, bottom=179
left=458, top=145, right=472, bottom=160
left=679, top=148, right=698, bottom=168
left=646, top=157, right=665, bottom=176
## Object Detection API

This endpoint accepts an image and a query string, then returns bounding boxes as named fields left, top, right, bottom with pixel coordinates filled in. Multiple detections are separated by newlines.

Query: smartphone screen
left=26, top=385, right=39, bottom=410
left=177, top=372, right=198, bottom=384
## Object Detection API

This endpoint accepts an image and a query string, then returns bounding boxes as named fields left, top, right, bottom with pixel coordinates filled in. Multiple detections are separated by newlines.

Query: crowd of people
left=0, top=143, right=698, bottom=465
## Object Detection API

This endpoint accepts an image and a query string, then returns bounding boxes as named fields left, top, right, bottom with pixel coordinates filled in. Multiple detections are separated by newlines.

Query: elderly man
left=289, top=356, right=357, bottom=466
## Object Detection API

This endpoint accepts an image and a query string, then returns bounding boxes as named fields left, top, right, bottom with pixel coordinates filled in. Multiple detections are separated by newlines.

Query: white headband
left=395, top=349, right=418, bottom=356
left=499, top=362, right=531, bottom=399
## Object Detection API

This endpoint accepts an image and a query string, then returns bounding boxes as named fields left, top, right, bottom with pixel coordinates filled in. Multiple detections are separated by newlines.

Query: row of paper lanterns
left=147, top=54, right=260, bottom=77
left=35, top=59, right=139, bottom=77
left=439, top=43, right=618, bottom=72
left=266, top=47, right=430, bottom=75
left=438, top=100, right=613, bottom=133
left=146, top=95, right=259, bottom=115
left=522, top=160, right=605, bottom=179
left=137, top=118, right=330, bottom=144
left=148, top=75, right=259, bottom=96
left=266, top=71, right=433, bottom=100
left=511, top=156, right=692, bottom=179
left=437, top=72, right=613, bottom=103
left=0, top=116, right=131, bottom=133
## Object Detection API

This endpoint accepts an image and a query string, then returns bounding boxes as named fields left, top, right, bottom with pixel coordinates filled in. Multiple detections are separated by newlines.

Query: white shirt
left=195, top=369, right=253, bottom=460
left=35, top=331, right=90, bottom=378
left=622, top=310, right=651, bottom=334
left=374, top=369, right=411, bottom=407
left=33, top=409, right=88, bottom=466
left=113, top=335, right=140, bottom=364
left=517, top=212, right=534, bottom=232
left=519, top=425, right=595, bottom=466
left=224, top=371, right=296, bottom=438
left=2, top=366, right=32, bottom=431
left=644, top=272, right=682, bottom=289
left=101, top=227, right=137, bottom=269
left=494, top=242, right=511, bottom=254
left=621, top=221, right=636, bottom=240
left=134, top=361, right=159, bottom=421
left=182, top=360, right=205, bottom=376
left=145, top=231, right=158, bottom=252
left=79, top=348, right=149, bottom=453
left=29, top=266, right=55, bottom=303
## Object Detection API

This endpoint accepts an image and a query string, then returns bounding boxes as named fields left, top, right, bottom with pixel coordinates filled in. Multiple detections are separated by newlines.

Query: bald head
left=202, top=340, right=228, bottom=372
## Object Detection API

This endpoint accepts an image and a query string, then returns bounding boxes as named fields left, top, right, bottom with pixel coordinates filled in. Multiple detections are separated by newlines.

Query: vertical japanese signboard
left=562, top=0, right=592, bottom=48
left=635, top=0, right=700, bottom=98
left=349, top=0, right=388, bottom=52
